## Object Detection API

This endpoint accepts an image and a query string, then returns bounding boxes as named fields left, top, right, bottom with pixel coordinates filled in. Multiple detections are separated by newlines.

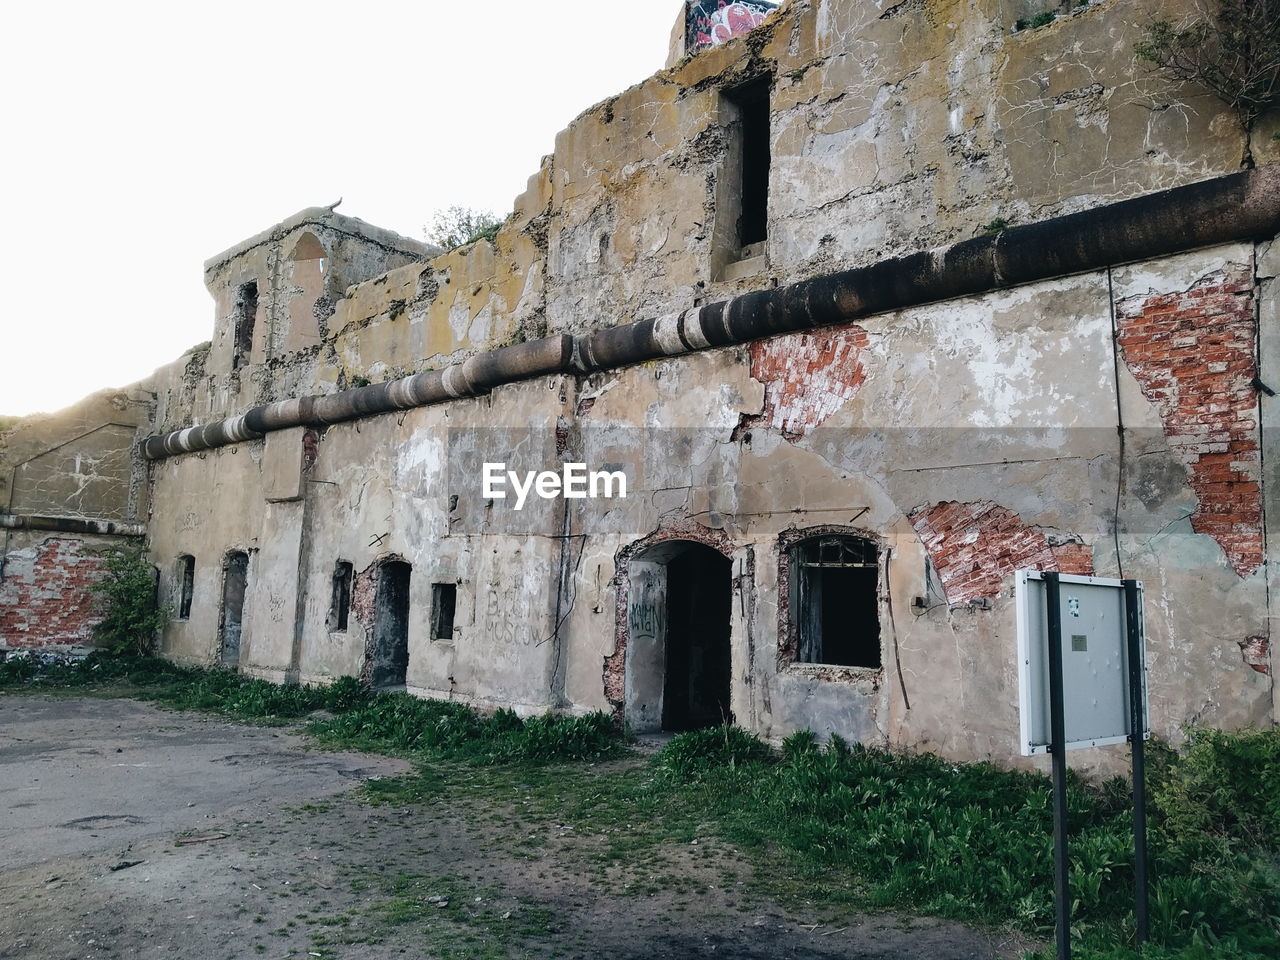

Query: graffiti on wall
left=686, top=1, right=779, bottom=53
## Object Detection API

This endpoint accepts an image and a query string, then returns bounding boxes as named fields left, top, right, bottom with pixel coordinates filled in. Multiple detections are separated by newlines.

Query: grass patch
left=641, top=728, right=1279, bottom=960
left=367, top=727, right=1280, bottom=960
left=309, top=696, right=624, bottom=764
left=0, top=652, right=626, bottom=763
left=5, top=654, right=1276, bottom=957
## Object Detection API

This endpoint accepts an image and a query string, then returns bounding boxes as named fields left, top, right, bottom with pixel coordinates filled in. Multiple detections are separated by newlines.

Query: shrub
left=324, top=675, right=368, bottom=713
left=424, top=206, right=503, bottom=251
left=1135, top=0, right=1280, bottom=165
left=89, top=544, right=167, bottom=654
left=1154, top=727, right=1280, bottom=851
left=655, top=725, right=774, bottom=780
left=491, top=712, right=622, bottom=764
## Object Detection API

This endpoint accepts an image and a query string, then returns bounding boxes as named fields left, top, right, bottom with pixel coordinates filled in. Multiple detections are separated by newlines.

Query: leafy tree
left=90, top=543, right=167, bottom=655
left=1135, top=0, right=1280, bottom=167
left=424, top=206, right=503, bottom=251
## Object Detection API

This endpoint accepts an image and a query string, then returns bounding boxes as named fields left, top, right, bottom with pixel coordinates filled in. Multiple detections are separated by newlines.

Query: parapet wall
left=148, top=0, right=1280, bottom=442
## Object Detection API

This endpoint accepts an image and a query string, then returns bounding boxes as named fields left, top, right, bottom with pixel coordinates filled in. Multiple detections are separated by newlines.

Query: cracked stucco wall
left=146, top=0, right=1278, bottom=438
left=137, top=0, right=1277, bottom=767
left=145, top=241, right=1275, bottom=772
left=0, top=389, right=151, bottom=651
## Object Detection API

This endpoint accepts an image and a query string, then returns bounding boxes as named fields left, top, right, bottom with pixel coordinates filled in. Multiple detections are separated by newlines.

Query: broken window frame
left=177, top=554, right=195, bottom=620
left=785, top=533, right=882, bottom=670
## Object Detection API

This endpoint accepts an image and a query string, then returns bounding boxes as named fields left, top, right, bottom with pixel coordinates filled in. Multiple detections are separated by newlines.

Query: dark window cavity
left=791, top=536, right=880, bottom=668
left=330, top=561, right=353, bottom=632
left=727, top=76, right=771, bottom=251
left=431, top=583, right=456, bottom=641
left=232, top=281, right=258, bottom=371
left=177, top=555, right=195, bottom=620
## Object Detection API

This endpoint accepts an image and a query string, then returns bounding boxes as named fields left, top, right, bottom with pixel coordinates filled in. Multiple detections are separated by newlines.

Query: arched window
left=288, top=232, right=329, bottom=341
left=290, top=231, right=327, bottom=274
left=788, top=535, right=880, bottom=668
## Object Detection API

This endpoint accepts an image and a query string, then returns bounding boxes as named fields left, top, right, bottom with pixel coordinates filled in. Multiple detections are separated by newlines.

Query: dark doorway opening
left=662, top=545, right=733, bottom=732
left=219, top=552, right=248, bottom=667
left=371, top=560, right=411, bottom=689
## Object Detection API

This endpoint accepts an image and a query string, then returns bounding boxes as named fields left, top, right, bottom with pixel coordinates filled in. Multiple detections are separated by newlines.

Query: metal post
left=1044, top=571, right=1071, bottom=960
left=1124, top=579, right=1150, bottom=947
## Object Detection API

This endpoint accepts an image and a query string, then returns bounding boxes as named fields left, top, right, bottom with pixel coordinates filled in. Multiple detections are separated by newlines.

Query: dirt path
left=0, top=695, right=1031, bottom=959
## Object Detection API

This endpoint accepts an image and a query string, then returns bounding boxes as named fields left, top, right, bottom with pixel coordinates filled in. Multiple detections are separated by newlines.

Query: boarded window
left=330, top=561, right=353, bottom=632
left=177, top=555, right=195, bottom=620
left=232, top=281, right=258, bottom=371
left=791, top=536, right=880, bottom=668
left=431, top=583, right=456, bottom=641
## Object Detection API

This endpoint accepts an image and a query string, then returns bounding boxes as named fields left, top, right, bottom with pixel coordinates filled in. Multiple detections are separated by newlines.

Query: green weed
left=1, top=652, right=626, bottom=764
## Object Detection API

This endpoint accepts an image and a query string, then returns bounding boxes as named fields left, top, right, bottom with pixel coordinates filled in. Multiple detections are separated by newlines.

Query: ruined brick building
left=3, top=0, right=1278, bottom=767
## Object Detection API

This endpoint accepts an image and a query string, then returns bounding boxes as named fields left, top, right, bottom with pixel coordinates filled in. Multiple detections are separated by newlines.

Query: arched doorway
left=625, top=540, right=733, bottom=733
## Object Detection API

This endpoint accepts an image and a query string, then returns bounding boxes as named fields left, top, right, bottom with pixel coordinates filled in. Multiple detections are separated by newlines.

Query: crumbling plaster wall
left=147, top=444, right=269, bottom=668
left=1, top=390, right=149, bottom=523
left=0, top=389, right=151, bottom=652
left=1261, top=237, right=1280, bottom=725
left=140, top=0, right=1276, bottom=764
left=148, top=0, right=1276, bottom=434
left=150, top=213, right=429, bottom=437
left=548, top=242, right=1270, bottom=765
left=148, top=239, right=1271, bottom=765
left=290, top=385, right=566, bottom=711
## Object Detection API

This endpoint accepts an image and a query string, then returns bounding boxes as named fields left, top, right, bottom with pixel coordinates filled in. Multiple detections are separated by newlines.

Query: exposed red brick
left=0, top=538, right=108, bottom=649
left=744, top=325, right=869, bottom=440
left=1238, top=635, right=1271, bottom=675
left=908, top=502, right=1094, bottom=604
left=1116, top=265, right=1262, bottom=577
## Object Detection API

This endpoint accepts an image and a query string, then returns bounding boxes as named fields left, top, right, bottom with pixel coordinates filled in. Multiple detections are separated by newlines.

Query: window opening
left=177, top=555, right=195, bottom=620
left=727, top=76, right=771, bottom=251
left=330, top=561, right=353, bottom=632
left=793, top=536, right=880, bottom=668
left=232, top=281, right=258, bottom=370
left=431, top=583, right=456, bottom=641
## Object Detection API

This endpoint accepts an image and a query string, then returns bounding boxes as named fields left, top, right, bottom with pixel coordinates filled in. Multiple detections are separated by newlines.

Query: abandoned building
left=2, top=0, right=1278, bottom=770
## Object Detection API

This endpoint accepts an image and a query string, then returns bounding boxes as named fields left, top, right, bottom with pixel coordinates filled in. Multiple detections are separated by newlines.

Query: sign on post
left=1015, top=570, right=1151, bottom=959
left=1016, top=571, right=1149, bottom=755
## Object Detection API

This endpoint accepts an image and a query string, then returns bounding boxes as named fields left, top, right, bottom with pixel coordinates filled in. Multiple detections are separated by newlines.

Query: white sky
left=0, top=1, right=681, bottom=417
